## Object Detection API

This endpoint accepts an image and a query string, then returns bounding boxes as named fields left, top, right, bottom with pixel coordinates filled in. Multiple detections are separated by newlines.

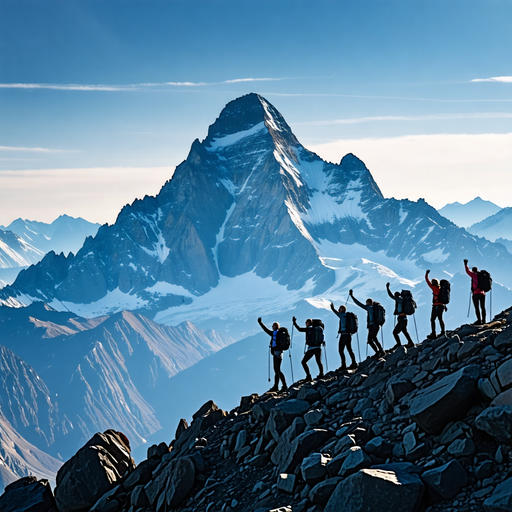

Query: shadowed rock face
left=7, top=307, right=512, bottom=511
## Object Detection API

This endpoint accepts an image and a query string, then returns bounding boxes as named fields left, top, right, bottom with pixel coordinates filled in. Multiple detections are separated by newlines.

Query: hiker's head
left=432, top=278, right=440, bottom=287
left=395, top=292, right=400, bottom=298
left=272, top=322, right=280, bottom=331
left=306, top=319, right=313, bottom=327
left=338, top=305, right=346, bottom=313
left=366, top=298, right=373, bottom=306
left=472, top=267, right=478, bottom=273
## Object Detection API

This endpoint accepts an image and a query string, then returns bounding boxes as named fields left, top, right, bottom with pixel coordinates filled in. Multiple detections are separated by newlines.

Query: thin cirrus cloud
left=0, top=145, right=76, bottom=153
left=471, top=76, right=512, bottom=83
left=0, top=77, right=292, bottom=91
left=294, top=112, right=512, bottom=126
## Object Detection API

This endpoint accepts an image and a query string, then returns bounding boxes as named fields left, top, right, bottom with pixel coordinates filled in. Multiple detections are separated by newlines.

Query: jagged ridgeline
left=5, top=310, right=512, bottom=511
left=1, top=93, right=512, bottom=329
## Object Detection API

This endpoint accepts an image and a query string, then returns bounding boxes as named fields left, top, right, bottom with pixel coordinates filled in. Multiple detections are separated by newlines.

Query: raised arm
left=292, top=316, right=307, bottom=332
left=349, top=290, right=366, bottom=310
left=257, top=317, right=272, bottom=336
left=386, top=283, right=395, bottom=301
left=330, top=302, right=340, bottom=316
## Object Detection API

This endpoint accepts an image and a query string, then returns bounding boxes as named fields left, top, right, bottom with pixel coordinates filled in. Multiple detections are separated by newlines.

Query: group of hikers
left=258, top=259, right=493, bottom=392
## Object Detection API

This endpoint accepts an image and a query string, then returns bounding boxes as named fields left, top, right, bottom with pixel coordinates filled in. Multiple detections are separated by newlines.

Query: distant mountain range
left=0, top=215, right=100, bottom=287
left=437, top=197, right=502, bottom=228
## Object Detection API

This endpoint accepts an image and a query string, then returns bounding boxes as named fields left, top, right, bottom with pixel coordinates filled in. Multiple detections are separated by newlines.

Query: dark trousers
left=431, top=305, right=445, bottom=334
left=339, top=333, right=357, bottom=368
left=273, top=352, right=286, bottom=388
left=473, top=294, right=486, bottom=323
left=393, top=316, right=413, bottom=345
left=368, top=324, right=383, bottom=355
left=302, top=347, right=323, bottom=377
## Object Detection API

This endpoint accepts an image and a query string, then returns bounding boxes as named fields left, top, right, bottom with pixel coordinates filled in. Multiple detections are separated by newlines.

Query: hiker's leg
left=274, top=352, right=286, bottom=387
left=344, top=334, right=357, bottom=366
left=430, top=307, right=436, bottom=335
left=480, top=294, right=487, bottom=323
left=314, top=348, right=324, bottom=376
left=302, top=350, right=314, bottom=378
left=392, top=320, right=402, bottom=344
left=402, top=318, right=414, bottom=345
left=369, top=325, right=383, bottom=354
left=472, top=294, right=481, bottom=323
left=437, top=306, right=446, bottom=334
left=338, top=336, right=347, bottom=368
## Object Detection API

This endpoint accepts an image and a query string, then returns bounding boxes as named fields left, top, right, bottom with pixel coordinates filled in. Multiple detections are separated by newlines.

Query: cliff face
left=5, top=308, right=512, bottom=511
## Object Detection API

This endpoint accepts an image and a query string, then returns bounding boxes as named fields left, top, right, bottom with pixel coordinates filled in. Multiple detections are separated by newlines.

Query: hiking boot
left=267, top=385, right=279, bottom=393
left=426, top=332, right=437, bottom=339
left=405, top=342, right=415, bottom=348
left=280, top=385, right=288, bottom=392
left=439, top=331, right=446, bottom=337
left=304, top=375, right=313, bottom=382
left=317, top=372, right=325, bottom=380
left=339, top=365, right=347, bottom=372
left=348, top=362, right=358, bottom=370
left=392, top=343, right=402, bottom=350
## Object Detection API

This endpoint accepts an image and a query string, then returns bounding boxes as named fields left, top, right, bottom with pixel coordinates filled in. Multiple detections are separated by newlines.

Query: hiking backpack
left=309, top=319, right=325, bottom=347
left=373, top=302, right=386, bottom=326
left=438, top=280, right=451, bottom=305
left=345, top=312, right=358, bottom=334
left=477, top=270, right=492, bottom=292
left=401, top=290, right=417, bottom=316
left=275, top=327, right=291, bottom=351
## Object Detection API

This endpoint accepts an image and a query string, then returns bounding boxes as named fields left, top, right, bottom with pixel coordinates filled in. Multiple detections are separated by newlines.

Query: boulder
left=300, top=453, right=331, bottom=484
left=495, top=325, right=512, bottom=350
left=270, top=417, right=306, bottom=468
left=275, top=429, right=333, bottom=474
left=475, top=405, right=512, bottom=444
left=264, top=399, right=310, bottom=441
left=484, top=476, right=512, bottom=511
left=0, top=477, right=56, bottom=512
left=309, top=477, right=342, bottom=506
left=144, top=456, right=195, bottom=508
left=492, top=389, right=512, bottom=407
left=304, top=409, right=324, bottom=427
left=421, top=460, right=468, bottom=502
left=54, top=430, right=135, bottom=512
left=365, top=436, right=394, bottom=459
left=175, top=418, right=189, bottom=440
left=297, top=385, right=321, bottom=404
left=386, top=379, right=415, bottom=405
left=408, top=365, right=481, bottom=434
left=277, top=473, right=296, bottom=494
left=192, top=399, right=218, bottom=420
left=339, top=446, right=372, bottom=477
left=252, top=397, right=280, bottom=422
left=447, top=438, right=475, bottom=457
left=324, top=469, right=424, bottom=512
left=123, top=457, right=160, bottom=491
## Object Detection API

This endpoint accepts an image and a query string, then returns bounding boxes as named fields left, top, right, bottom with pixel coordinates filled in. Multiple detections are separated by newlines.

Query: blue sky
left=1, top=0, right=511, bottom=224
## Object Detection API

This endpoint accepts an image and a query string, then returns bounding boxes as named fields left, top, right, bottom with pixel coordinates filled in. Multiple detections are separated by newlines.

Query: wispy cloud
left=0, top=77, right=292, bottom=92
left=294, top=112, right=512, bottom=126
left=0, top=145, right=76, bottom=153
left=471, top=76, right=512, bottom=83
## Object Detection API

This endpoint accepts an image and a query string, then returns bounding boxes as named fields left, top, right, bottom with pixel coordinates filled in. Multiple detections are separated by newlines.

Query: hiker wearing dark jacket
left=425, top=270, right=446, bottom=339
left=349, top=290, right=384, bottom=357
left=386, top=283, right=414, bottom=349
left=330, top=302, right=358, bottom=371
left=258, top=318, right=287, bottom=392
left=292, top=317, right=324, bottom=381
left=464, top=259, right=486, bottom=325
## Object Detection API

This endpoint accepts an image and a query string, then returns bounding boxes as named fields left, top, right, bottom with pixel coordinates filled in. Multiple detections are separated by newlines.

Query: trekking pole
left=413, top=313, right=420, bottom=343
left=289, top=324, right=295, bottom=382
left=268, top=349, right=271, bottom=382
left=490, top=289, right=493, bottom=321
left=467, top=291, right=472, bottom=318
left=356, top=331, right=361, bottom=362
left=323, top=343, right=329, bottom=372
left=381, top=328, right=385, bottom=351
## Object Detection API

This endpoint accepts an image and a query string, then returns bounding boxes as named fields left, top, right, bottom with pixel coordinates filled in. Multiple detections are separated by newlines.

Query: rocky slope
left=6, top=307, right=512, bottom=511
left=2, top=94, right=512, bottom=341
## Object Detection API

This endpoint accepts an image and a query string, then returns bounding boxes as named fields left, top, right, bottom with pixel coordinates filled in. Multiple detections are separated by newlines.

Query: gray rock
left=332, top=435, right=356, bottom=456
left=457, top=341, right=482, bottom=360
left=270, top=417, right=306, bottom=468
left=408, top=365, right=481, bottom=434
left=192, top=399, right=218, bottom=420
left=365, top=436, right=394, bottom=459
left=264, top=399, right=310, bottom=441
left=495, top=325, right=512, bottom=350
left=475, top=461, right=494, bottom=480
left=234, top=429, right=247, bottom=451
left=308, top=477, right=342, bottom=506
left=0, top=478, right=56, bottom=512
left=275, top=429, right=333, bottom=474
left=123, top=457, right=160, bottom=491
left=55, top=430, right=134, bottom=512
left=276, top=473, right=296, bottom=494
left=386, top=379, right=415, bottom=405
left=324, top=469, right=424, bottom=512
left=438, top=421, right=466, bottom=445
left=252, top=398, right=279, bottom=422
left=475, top=405, right=512, bottom=444
left=403, top=431, right=417, bottom=456
left=145, top=456, right=195, bottom=508
left=131, top=485, right=150, bottom=508
left=484, top=476, right=512, bottom=511
left=339, top=446, right=372, bottom=477
left=479, top=378, right=499, bottom=400
left=421, top=460, right=468, bottom=502
left=297, top=385, right=321, bottom=404
left=447, top=438, right=475, bottom=457
left=497, top=359, right=512, bottom=390
left=492, top=388, right=512, bottom=407
left=304, top=409, right=324, bottom=427
left=175, top=418, right=188, bottom=440
left=301, top=453, right=330, bottom=484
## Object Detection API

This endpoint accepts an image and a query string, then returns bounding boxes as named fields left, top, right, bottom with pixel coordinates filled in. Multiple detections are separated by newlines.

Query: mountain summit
left=2, top=94, right=512, bottom=329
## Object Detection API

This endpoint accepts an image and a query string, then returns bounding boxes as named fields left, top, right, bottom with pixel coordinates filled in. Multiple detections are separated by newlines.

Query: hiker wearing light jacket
left=348, top=290, right=385, bottom=357
left=257, top=318, right=287, bottom=392
left=386, top=283, right=415, bottom=349
left=330, top=302, right=358, bottom=371
left=464, top=259, right=486, bottom=325
left=292, top=317, right=324, bottom=382
left=425, top=270, right=446, bottom=339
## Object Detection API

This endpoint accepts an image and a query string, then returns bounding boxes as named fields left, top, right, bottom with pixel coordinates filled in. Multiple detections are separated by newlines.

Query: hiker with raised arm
left=464, top=259, right=489, bottom=325
left=257, top=317, right=288, bottom=392
left=348, top=290, right=385, bottom=357
left=292, top=317, right=324, bottom=381
left=330, top=302, right=358, bottom=371
left=386, top=283, right=415, bottom=349
left=425, top=270, right=447, bottom=339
